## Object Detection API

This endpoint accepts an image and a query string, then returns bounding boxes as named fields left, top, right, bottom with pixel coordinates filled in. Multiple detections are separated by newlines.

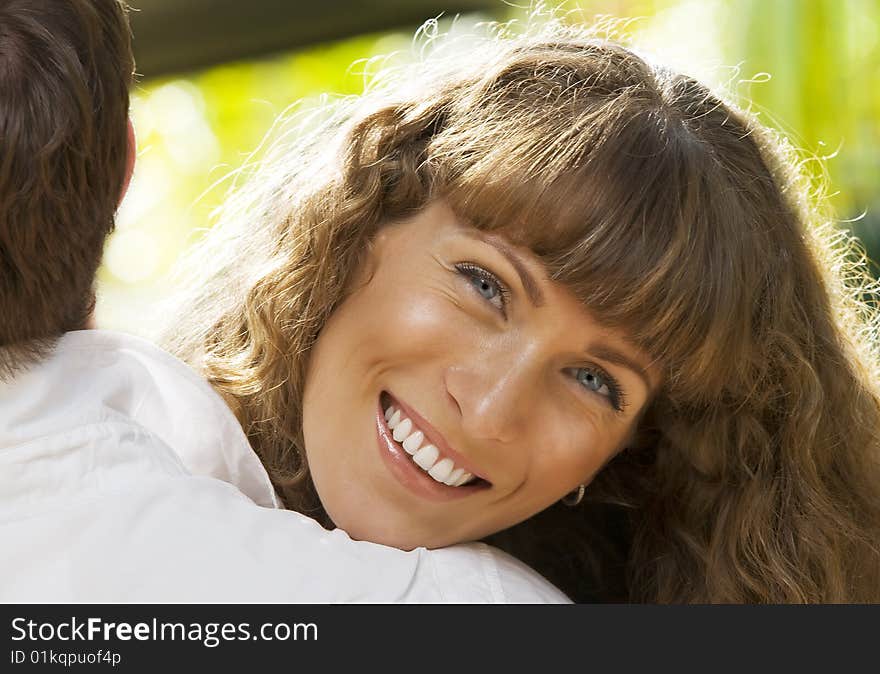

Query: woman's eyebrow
left=461, top=230, right=546, bottom=307
left=588, top=343, right=653, bottom=393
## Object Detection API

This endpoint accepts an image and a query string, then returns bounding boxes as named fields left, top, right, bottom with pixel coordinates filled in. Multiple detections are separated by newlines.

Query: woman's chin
left=332, top=514, right=462, bottom=551
left=341, top=522, right=433, bottom=551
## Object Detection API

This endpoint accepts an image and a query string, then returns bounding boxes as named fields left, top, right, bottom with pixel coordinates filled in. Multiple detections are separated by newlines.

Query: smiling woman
left=160, top=13, right=880, bottom=602
left=302, top=202, right=657, bottom=550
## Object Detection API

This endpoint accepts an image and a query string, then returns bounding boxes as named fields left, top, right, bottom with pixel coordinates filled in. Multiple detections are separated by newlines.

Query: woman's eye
left=570, top=366, right=627, bottom=413
left=455, top=263, right=510, bottom=313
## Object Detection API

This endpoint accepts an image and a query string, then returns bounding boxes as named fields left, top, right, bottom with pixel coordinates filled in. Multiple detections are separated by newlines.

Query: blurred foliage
left=97, top=0, right=880, bottom=334
left=726, top=0, right=880, bottom=273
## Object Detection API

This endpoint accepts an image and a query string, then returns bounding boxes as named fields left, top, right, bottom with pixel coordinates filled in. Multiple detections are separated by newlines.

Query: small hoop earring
left=562, top=484, right=585, bottom=507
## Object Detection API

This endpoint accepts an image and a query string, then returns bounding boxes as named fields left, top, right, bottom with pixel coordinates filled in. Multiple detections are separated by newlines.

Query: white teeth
left=402, top=430, right=424, bottom=455
left=428, top=458, right=454, bottom=483
left=443, top=467, right=465, bottom=486
left=413, top=444, right=440, bottom=471
left=387, top=409, right=402, bottom=429
left=392, top=418, right=413, bottom=443
left=454, top=472, right=473, bottom=487
left=383, top=400, right=483, bottom=488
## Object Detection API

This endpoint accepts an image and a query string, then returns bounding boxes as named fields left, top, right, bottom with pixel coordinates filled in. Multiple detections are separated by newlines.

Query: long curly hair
left=161, top=13, right=880, bottom=602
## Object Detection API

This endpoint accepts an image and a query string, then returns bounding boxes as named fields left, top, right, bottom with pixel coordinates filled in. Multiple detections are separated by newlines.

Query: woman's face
left=302, top=200, right=658, bottom=549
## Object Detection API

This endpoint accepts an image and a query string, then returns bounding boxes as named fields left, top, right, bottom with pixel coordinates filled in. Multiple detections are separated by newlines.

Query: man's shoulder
left=54, top=330, right=279, bottom=507
left=424, top=542, right=572, bottom=603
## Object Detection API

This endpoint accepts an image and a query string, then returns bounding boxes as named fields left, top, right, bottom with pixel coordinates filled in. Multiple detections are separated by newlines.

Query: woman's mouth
left=376, top=391, right=490, bottom=500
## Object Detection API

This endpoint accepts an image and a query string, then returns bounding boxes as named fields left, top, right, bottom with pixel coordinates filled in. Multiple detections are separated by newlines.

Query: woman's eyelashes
left=567, top=366, right=628, bottom=413
left=454, top=262, right=511, bottom=315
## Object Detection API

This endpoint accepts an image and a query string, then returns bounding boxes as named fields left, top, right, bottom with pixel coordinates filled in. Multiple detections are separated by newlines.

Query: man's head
left=0, top=0, right=134, bottom=378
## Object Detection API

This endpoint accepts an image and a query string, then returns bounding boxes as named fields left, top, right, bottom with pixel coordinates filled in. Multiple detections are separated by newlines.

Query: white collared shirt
left=0, top=330, right=569, bottom=603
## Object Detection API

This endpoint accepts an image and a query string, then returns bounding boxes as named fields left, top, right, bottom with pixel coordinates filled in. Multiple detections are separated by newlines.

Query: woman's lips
left=375, top=394, right=489, bottom=501
left=381, top=391, right=490, bottom=483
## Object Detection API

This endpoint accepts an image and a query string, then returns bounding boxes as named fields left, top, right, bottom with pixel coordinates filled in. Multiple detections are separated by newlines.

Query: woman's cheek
left=372, top=280, right=473, bottom=353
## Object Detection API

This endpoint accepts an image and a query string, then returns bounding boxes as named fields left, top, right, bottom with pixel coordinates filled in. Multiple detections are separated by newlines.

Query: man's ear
left=118, top=117, right=136, bottom=206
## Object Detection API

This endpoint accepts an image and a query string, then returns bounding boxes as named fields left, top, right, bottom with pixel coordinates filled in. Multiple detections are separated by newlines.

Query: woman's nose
left=443, top=347, right=538, bottom=445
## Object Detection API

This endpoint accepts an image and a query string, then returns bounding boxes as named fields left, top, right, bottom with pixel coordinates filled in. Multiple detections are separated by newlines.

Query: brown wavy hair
left=163, top=14, right=880, bottom=602
left=0, top=0, right=134, bottom=378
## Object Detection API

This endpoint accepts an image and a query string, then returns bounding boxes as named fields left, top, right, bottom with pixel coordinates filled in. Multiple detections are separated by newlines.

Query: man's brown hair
left=0, top=0, right=134, bottom=378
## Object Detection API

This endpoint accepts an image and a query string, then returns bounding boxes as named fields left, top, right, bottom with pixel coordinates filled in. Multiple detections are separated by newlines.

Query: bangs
left=438, top=100, right=760, bottom=403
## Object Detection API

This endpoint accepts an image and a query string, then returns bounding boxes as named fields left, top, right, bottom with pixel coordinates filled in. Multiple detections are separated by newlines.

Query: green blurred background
left=97, top=0, right=880, bottom=334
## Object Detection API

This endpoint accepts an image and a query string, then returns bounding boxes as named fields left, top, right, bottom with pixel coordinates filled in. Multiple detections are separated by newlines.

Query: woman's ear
left=118, top=117, right=136, bottom=206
